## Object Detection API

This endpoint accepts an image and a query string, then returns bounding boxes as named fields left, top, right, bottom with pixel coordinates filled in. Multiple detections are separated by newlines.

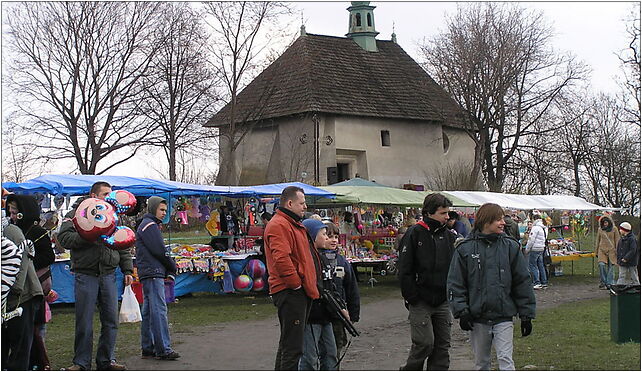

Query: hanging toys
left=206, top=211, right=220, bottom=236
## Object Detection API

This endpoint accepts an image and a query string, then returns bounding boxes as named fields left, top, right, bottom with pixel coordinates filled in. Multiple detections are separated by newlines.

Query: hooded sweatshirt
left=5, top=194, right=55, bottom=271
left=135, top=196, right=176, bottom=280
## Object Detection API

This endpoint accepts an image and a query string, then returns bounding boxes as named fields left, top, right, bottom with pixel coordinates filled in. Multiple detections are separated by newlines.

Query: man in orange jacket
left=264, top=186, right=321, bottom=370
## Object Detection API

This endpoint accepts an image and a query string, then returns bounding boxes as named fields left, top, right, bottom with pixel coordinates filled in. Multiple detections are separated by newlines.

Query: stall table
left=550, top=252, right=596, bottom=276
left=51, top=253, right=257, bottom=304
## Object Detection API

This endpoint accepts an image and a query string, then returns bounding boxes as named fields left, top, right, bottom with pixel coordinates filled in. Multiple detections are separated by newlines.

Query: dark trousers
left=400, top=301, right=452, bottom=371
left=1, top=297, right=40, bottom=371
left=272, top=288, right=312, bottom=370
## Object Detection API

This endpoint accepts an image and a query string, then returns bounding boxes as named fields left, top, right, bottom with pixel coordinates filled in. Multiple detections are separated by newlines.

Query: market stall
left=3, top=174, right=336, bottom=300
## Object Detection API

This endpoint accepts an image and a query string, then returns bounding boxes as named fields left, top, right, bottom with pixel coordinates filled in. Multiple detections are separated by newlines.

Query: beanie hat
left=303, top=218, right=327, bottom=241
left=619, top=222, right=632, bottom=232
left=147, top=196, right=167, bottom=215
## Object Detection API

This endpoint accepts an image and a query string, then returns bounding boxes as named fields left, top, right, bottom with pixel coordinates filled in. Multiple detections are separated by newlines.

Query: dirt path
left=123, top=281, right=608, bottom=371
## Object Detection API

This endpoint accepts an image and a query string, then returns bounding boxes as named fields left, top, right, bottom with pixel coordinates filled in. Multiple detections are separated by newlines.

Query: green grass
left=513, top=297, right=641, bottom=370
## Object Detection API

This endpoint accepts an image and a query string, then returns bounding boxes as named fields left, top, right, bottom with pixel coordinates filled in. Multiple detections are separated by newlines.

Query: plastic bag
left=119, top=285, right=142, bottom=323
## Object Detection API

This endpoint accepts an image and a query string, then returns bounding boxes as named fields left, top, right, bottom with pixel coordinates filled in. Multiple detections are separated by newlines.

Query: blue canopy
left=2, top=175, right=334, bottom=198
left=227, top=182, right=335, bottom=198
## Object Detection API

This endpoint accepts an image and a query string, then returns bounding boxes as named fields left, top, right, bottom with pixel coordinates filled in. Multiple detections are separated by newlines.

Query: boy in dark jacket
left=398, top=193, right=456, bottom=371
left=323, top=222, right=360, bottom=366
left=447, top=203, right=536, bottom=371
left=135, top=196, right=179, bottom=360
left=300, top=218, right=339, bottom=370
left=616, top=222, right=640, bottom=285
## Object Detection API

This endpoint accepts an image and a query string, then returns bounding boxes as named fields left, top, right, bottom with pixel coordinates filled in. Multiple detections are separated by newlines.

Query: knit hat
left=303, top=218, right=327, bottom=241
left=147, top=196, right=167, bottom=215
left=619, top=222, right=632, bottom=232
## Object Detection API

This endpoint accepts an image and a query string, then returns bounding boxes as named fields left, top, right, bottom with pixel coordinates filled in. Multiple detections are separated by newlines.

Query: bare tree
left=1, top=117, right=51, bottom=182
left=424, top=159, right=484, bottom=191
left=4, top=2, right=163, bottom=174
left=137, top=3, right=219, bottom=181
left=582, top=94, right=641, bottom=213
left=420, top=3, right=588, bottom=191
left=203, top=1, right=294, bottom=185
left=616, top=4, right=641, bottom=127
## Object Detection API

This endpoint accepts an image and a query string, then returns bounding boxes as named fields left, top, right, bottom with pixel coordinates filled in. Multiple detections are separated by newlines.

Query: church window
left=381, top=130, right=391, bottom=147
left=367, top=13, right=372, bottom=27
left=356, top=13, right=362, bottom=27
left=442, top=129, right=450, bottom=153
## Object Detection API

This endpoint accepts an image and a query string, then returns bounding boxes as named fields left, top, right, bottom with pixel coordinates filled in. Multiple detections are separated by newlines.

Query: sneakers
left=141, top=350, right=155, bottom=359
left=62, top=365, right=85, bottom=371
left=156, top=351, right=180, bottom=361
left=599, top=284, right=608, bottom=290
left=96, top=362, right=126, bottom=371
left=541, top=284, right=549, bottom=288
left=533, top=284, right=543, bottom=290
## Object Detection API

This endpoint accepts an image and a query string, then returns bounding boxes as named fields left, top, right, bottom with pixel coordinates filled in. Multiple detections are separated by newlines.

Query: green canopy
left=310, top=184, right=476, bottom=207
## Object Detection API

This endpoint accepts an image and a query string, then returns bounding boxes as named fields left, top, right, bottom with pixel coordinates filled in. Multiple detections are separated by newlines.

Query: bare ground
left=123, top=281, right=609, bottom=371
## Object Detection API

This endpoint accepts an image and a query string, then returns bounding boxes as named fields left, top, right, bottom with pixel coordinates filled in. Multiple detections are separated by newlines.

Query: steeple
left=346, top=1, right=379, bottom=52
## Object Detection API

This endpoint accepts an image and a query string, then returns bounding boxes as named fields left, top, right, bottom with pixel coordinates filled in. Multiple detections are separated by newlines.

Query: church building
left=206, top=2, right=475, bottom=187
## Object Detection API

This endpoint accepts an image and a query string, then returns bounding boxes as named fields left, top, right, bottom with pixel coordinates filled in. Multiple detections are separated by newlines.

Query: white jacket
left=525, top=220, right=548, bottom=253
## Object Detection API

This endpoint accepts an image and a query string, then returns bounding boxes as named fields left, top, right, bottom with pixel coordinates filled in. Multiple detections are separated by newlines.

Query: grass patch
left=513, top=297, right=640, bottom=370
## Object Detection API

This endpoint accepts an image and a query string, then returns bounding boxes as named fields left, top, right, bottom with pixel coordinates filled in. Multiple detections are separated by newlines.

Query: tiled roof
left=206, top=34, right=467, bottom=128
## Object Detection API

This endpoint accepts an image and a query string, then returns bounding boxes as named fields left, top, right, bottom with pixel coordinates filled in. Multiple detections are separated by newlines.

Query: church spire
left=346, top=1, right=379, bottom=52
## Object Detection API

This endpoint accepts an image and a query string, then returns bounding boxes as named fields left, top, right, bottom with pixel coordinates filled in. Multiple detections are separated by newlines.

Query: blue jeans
left=598, top=262, right=615, bottom=286
left=141, top=278, right=173, bottom=356
left=73, top=272, right=118, bottom=369
left=299, top=323, right=337, bottom=371
left=528, top=250, right=548, bottom=285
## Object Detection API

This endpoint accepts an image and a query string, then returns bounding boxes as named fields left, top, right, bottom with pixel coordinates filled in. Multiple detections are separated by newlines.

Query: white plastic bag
left=119, top=285, right=142, bottom=323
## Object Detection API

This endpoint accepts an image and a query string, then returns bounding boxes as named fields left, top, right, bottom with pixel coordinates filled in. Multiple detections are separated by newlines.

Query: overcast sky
left=3, top=1, right=638, bottom=179
left=295, top=1, right=636, bottom=94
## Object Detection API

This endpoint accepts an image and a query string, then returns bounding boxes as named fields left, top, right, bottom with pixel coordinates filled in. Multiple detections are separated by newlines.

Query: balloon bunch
left=72, top=190, right=137, bottom=250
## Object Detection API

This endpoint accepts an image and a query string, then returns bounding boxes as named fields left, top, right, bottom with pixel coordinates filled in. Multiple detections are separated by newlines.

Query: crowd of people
left=1, top=182, right=639, bottom=371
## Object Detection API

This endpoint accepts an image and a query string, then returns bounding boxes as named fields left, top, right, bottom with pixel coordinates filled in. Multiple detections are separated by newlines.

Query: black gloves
left=459, top=314, right=474, bottom=331
left=521, top=319, right=532, bottom=337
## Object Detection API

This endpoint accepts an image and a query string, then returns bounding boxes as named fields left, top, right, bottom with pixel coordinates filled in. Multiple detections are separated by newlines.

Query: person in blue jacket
left=135, top=196, right=179, bottom=361
left=323, top=222, right=360, bottom=367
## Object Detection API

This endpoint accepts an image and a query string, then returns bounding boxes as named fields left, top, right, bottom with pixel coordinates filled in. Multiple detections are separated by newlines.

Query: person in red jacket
left=264, top=186, right=321, bottom=370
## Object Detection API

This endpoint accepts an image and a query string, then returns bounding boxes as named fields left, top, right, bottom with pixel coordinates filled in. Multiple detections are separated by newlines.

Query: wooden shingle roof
left=206, top=34, right=467, bottom=128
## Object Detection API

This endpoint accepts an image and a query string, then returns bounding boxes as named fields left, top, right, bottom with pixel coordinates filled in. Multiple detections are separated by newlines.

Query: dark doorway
left=337, top=163, right=350, bottom=183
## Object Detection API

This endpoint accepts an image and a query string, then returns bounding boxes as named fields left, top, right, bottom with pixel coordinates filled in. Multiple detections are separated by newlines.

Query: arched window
left=367, top=13, right=372, bottom=27
left=356, top=13, right=362, bottom=27
left=442, top=129, right=450, bottom=154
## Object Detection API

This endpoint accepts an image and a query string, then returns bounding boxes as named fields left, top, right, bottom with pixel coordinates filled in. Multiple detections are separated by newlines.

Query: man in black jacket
left=398, top=193, right=456, bottom=370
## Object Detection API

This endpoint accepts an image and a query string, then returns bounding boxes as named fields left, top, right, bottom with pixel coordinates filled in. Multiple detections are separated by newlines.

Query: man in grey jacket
left=58, top=182, right=133, bottom=371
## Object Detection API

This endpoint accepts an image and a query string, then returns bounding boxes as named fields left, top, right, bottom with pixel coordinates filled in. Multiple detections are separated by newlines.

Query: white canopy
left=443, top=191, right=614, bottom=211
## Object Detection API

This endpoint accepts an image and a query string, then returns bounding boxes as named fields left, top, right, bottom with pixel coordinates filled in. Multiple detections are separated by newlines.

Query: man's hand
left=459, top=314, right=474, bottom=331
left=521, top=319, right=532, bottom=337
left=166, top=274, right=176, bottom=282
left=340, top=309, right=350, bottom=321
left=124, top=275, right=134, bottom=286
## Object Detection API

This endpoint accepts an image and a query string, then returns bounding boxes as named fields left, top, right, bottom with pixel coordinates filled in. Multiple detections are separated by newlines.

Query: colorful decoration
left=252, top=277, right=265, bottom=291
left=206, top=211, right=220, bottom=236
left=105, top=190, right=137, bottom=214
left=234, top=274, right=253, bottom=292
left=246, top=259, right=266, bottom=278
left=73, top=198, right=118, bottom=241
